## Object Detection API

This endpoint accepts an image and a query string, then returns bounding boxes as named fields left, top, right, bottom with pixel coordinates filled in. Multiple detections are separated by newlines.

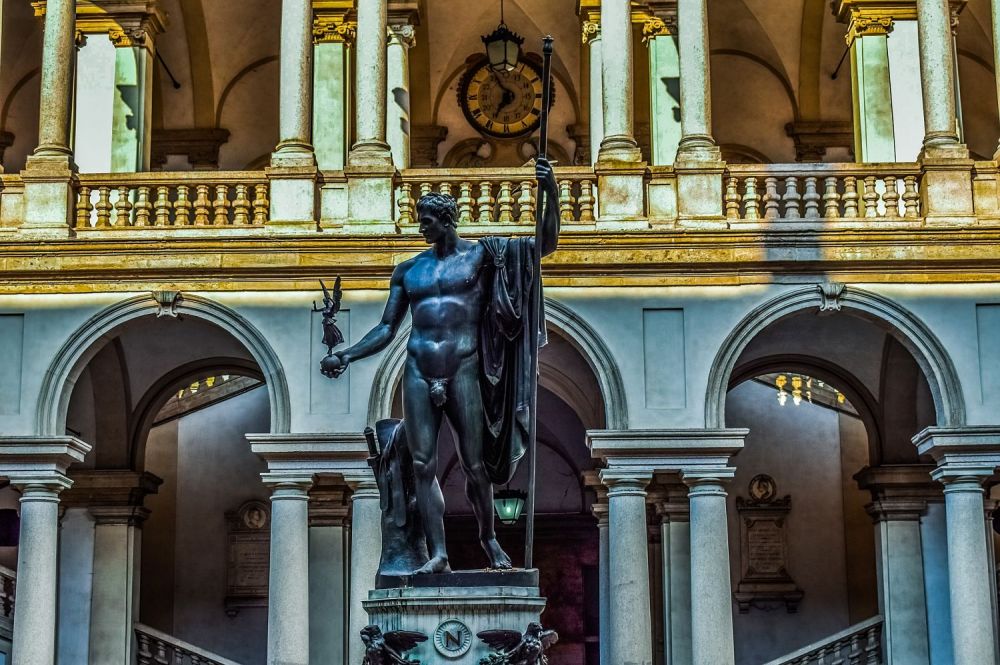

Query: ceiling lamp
left=493, top=487, right=527, bottom=525
left=482, top=0, right=523, bottom=72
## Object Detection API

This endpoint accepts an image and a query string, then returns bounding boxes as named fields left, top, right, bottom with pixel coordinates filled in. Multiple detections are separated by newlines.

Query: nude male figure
left=321, top=159, right=560, bottom=573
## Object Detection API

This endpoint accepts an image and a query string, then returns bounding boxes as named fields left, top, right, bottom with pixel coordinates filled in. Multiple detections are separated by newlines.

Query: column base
left=917, top=145, right=976, bottom=226
left=348, top=140, right=394, bottom=168
left=20, top=153, right=76, bottom=237
left=364, top=574, right=546, bottom=664
left=265, top=164, right=319, bottom=233
left=597, top=134, right=643, bottom=164
left=594, top=161, right=649, bottom=228
left=676, top=136, right=721, bottom=163
left=271, top=142, right=317, bottom=169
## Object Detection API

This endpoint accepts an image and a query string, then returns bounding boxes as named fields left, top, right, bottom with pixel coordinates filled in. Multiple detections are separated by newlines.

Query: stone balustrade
left=136, top=623, right=242, bottom=665
left=73, top=172, right=270, bottom=231
left=761, top=615, right=883, bottom=665
left=394, top=166, right=598, bottom=229
left=724, top=164, right=923, bottom=224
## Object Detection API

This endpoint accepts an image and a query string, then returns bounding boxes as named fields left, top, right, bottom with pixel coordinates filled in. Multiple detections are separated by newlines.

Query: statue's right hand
left=320, top=352, right=349, bottom=378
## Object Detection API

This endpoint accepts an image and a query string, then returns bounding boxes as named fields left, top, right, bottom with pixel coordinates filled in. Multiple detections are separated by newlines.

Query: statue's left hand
left=535, top=157, right=558, bottom=196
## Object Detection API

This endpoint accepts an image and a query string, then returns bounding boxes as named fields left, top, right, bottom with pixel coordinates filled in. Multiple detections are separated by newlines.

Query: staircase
left=135, top=624, right=243, bottom=665
left=761, top=615, right=883, bottom=665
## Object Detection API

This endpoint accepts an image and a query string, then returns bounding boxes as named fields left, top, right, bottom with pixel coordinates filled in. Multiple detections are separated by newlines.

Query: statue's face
left=417, top=208, right=452, bottom=244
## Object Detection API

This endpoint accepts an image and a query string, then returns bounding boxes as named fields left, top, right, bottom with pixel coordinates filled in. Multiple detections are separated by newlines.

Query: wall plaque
left=225, top=500, right=270, bottom=616
left=734, top=475, right=803, bottom=613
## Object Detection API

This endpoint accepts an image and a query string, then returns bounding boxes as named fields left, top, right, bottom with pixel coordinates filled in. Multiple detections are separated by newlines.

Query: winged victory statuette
left=477, top=622, right=559, bottom=665
left=313, top=277, right=345, bottom=355
left=360, top=624, right=427, bottom=665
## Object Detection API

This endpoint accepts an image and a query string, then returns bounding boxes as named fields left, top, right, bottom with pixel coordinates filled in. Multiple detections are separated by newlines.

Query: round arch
left=366, top=297, right=629, bottom=429
left=36, top=294, right=291, bottom=437
left=705, top=285, right=966, bottom=429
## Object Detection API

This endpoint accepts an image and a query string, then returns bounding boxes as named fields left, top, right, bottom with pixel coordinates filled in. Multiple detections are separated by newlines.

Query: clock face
left=458, top=58, right=549, bottom=139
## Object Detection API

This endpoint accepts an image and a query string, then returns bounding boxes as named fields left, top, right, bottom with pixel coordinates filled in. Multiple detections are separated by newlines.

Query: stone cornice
left=248, top=432, right=372, bottom=486
left=0, top=436, right=91, bottom=488
left=588, top=428, right=746, bottom=476
left=61, top=469, right=162, bottom=509
left=913, top=427, right=1000, bottom=483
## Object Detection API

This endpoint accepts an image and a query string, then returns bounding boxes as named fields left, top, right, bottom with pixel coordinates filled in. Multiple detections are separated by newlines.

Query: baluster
left=516, top=181, right=535, bottom=223
left=863, top=626, right=880, bottom=665
left=231, top=185, right=251, bottom=225
left=137, top=633, right=153, bottom=665
left=783, top=176, right=801, bottom=219
left=847, top=632, right=863, bottom=665
left=172, top=647, right=186, bottom=665
left=742, top=177, right=761, bottom=220
left=94, top=187, right=112, bottom=227
left=396, top=183, right=415, bottom=225
left=862, top=176, right=878, bottom=217
left=802, top=176, right=820, bottom=219
left=822, top=177, right=841, bottom=219
left=193, top=184, right=211, bottom=225
left=419, top=182, right=433, bottom=199
left=1, top=575, right=13, bottom=617
left=558, top=179, right=575, bottom=222
left=457, top=182, right=474, bottom=224
left=113, top=186, right=133, bottom=226
left=496, top=181, right=515, bottom=223
left=763, top=177, right=780, bottom=220
left=816, top=645, right=829, bottom=665
left=153, top=639, right=170, bottom=665
left=882, top=177, right=900, bottom=219
left=724, top=176, right=740, bottom=220
left=842, top=176, right=859, bottom=218
left=578, top=179, right=596, bottom=222
left=174, top=186, right=192, bottom=226
left=76, top=186, right=93, bottom=229
left=903, top=175, right=919, bottom=218
left=189, top=654, right=204, bottom=665
left=438, top=182, right=453, bottom=197
left=212, top=184, right=231, bottom=225
left=154, top=186, right=172, bottom=226
left=134, top=186, right=152, bottom=226
left=476, top=181, right=495, bottom=224
left=252, top=184, right=269, bottom=224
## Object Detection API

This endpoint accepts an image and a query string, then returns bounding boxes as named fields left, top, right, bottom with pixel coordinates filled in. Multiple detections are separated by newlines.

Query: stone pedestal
left=363, top=573, right=546, bottom=664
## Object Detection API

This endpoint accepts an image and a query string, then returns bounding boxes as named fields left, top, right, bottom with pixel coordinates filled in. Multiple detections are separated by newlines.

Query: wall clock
left=458, top=56, right=552, bottom=139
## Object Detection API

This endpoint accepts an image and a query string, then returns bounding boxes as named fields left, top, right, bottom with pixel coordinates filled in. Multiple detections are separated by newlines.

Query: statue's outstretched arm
left=535, top=157, right=561, bottom=257
left=321, top=265, right=408, bottom=378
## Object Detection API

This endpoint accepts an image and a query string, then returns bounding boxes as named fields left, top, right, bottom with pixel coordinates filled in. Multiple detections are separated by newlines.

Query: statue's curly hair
left=415, top=192, right=459, bottom=227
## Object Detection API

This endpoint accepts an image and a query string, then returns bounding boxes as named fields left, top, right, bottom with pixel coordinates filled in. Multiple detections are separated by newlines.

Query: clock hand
left=497, top=89, right=515, bottom=113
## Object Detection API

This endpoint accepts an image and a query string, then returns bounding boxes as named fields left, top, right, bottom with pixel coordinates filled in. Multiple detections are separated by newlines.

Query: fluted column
left=682, top=468, right=735, bottom=665
left=347, top=476, right=381, bottom=665
left=264, top=473, right=313, bottom=665
left=597, top=0, right=641, bottom=162
left=601, top=469, right=653, bottom=665
left=34, top=0, right=76, bottom=157
left=273, top=0, right=315, bottom=165
left=386, top=22, right=415, bottom=169
left=582, top=18, right=604, bottom=165
left=350, top=0, right=391, bottom=165
left=915, top=428, right=1000, bottom=665
left=676, top=0, right=717, bottom=160
left=916, top=0, right=960, bottom=151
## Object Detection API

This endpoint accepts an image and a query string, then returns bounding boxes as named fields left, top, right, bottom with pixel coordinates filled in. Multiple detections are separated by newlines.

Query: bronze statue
left=321, top=158, right=560, bottom=574
left=360, top=625, right=427, bottom=665
left=477, top=622, right=559, bottom=665
left=313, top=277, right=345, bottom=355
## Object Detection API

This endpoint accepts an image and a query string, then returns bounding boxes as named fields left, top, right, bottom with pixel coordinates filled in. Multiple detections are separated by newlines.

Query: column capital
left=599, top=468, right=652, bottom=497
left=680, top=467, right=736, bottom=496
left=581, top=19, right=601, bottom=44
left=0, top=436, right=91, bottom=491
left=248, top=432, right=371, bottom=482
left=261, top=471, right=315, bottom=494
left=61, top=469, right=162, bottom=510
left=632, top=2, right=678, bottom=42
left=33, top=0, right=169, bottom=51
left=313, top=0, right=357, bottom=46
left=387, top=22, right=416, bottom=48
left=88, top=504, right=151, bottom=526
left=913, top=427, right=1000, bottom=485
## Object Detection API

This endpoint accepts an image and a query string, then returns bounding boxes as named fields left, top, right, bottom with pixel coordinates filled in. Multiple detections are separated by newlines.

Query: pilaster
left=578, top=1, right=603, bottom=166
left=583, top=470, right=610, bottom=665
left=387, top=2, right=419, bottom=171
left=635, top=2, right=680, bottom=166
left=308, top=485, right=350, bottom=665
left=313, top=1, right=355, bottom=172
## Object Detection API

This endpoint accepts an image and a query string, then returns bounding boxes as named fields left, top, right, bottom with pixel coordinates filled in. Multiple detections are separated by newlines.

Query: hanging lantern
left=493, top=488, right=527, bottom=525
left=482, top=0, right=523, bottom=72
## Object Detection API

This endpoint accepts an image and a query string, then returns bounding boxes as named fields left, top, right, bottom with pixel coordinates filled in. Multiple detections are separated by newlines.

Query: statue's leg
left=402, top=361, right=450, bottom=574
left=446, top=355, right=513, bottom=570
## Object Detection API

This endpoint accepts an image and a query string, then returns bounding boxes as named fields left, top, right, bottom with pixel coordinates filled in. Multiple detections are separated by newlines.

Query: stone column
left=386, top=20, right=416, bottom=170
left=675, top=0, right=717, bottom=160
left=582, top=14, right=604, bottom=165
left=856, top=466, right=936, bottom=665
left=916, top=0, right=960, bottom=151
left=263, top=473, right=314, bottom=665
left=0, top=436, right=90, bottom=665
left=350, top=0, right=390, bottom=165
left=313, top=10, right=355, bottom=172
left=600, top=469, right=653, bottom=665
left=682, top=468, right=735, bottom=665
left=656, top=486, right=692, bottom=665
left=597, top=0, right=641, bottom=163
left=991, top=0, right=1000, bottom=157
left=268, top=0, right=319, bottom=232
left=60, top=470, right=162, bottom=665
left=308, top=487, right=350, bottom=665
left=919, top=499, right=955, bottom=664
left=915, top=428, right=1000, bottom=665
left=583, top=471, right=610, bottom=665
left=347, top=475, right=381, bottom=665
left=642, top=15, right=681, bottom=165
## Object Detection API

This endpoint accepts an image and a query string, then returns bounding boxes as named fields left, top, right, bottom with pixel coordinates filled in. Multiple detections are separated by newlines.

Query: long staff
left=524, top=35, right=554, bottom=570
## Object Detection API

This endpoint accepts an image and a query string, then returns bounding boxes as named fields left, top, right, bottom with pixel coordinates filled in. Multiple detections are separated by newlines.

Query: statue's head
left=415, top=192, right=459, bottom=243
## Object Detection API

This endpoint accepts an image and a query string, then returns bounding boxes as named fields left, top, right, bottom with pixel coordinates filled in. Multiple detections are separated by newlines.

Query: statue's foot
left=482, top=538, right=513, bottom=570
left=413, top=556, right=451, bottom=575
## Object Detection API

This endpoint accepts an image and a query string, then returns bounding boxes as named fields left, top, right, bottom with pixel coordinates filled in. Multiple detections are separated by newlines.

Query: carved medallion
left=434, top=619, right=473, bottom=658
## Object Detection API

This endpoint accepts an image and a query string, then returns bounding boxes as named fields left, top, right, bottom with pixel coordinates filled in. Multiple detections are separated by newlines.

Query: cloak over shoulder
left=478, top=236, right=546, bottom=485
